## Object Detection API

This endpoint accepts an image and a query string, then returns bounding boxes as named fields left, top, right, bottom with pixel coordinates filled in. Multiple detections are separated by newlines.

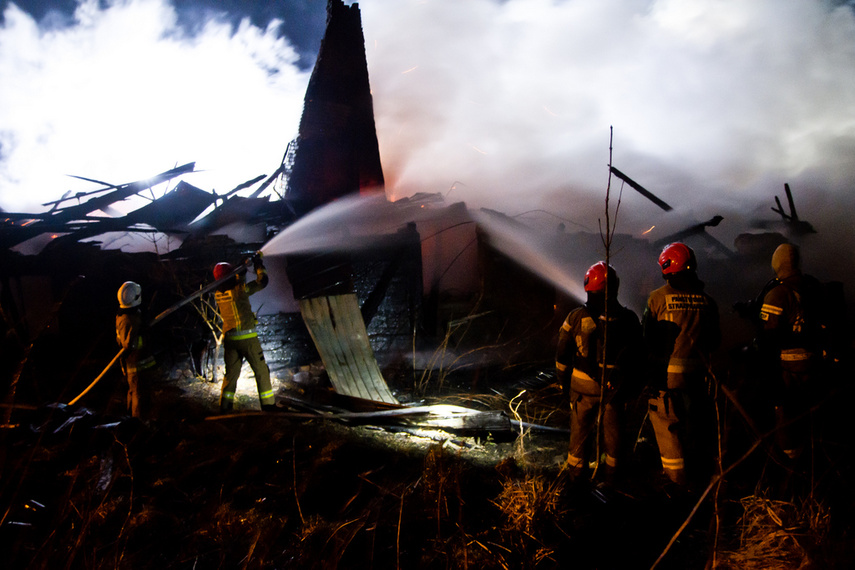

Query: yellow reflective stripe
left=555, top=361, right=567, bottom=372
left=781, top=349, right=812, bottom=361
left=560, top=321, right=571, bottom=332
left=222, top=391, right=235, bottom=401
left=259, top=390, right=275, bottom=400
left=127, top=357, right=156, bottom=373
left=667, top=358, right=701, bottom=373
left=567, top=453, right=585, bottom=468
left=567, top=366, right=618, bottom=380
left=761, top=303, right=783, bottom=316
left=661, top=456, right=685, bottom=470
left=226, top=330, right=258, bottom=340
left=605, top=454, right=618, bottom=467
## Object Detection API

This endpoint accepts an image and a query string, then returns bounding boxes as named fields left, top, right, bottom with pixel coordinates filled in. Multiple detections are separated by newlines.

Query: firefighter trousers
left=774, top=359, right=815, bottom=460
left=122, top=353, right=158, bottom=420
left=567, top=390, right=622, bottom=475
left=220, top=335, right=274, bottom=411
left=648, top=380, right=715, bottom=486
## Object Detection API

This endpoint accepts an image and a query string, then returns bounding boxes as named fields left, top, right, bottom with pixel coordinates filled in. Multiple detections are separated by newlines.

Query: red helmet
left=658, top=243, right=696, bottom=275
left=213, top=262, right=233, bottom=281
left=584, top=261, right=617, bottom=293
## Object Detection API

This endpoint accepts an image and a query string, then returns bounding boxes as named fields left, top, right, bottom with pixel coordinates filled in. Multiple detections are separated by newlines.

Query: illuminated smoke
left=0, top=0, right=309, bottom=213
left=360, top=0, right=855, bottom=235
left=3, top=0, right=855, bottom=304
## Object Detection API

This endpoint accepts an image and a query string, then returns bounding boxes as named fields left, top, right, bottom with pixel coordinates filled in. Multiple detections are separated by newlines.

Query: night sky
left=3, top=0, right=327, bottom=67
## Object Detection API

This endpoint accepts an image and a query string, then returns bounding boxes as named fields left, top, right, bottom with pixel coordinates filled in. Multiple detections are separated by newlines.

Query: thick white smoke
left=4, top=0, right=855, bottom=232
left=3, top=0, right=855, bottom=305
left=360, top=0, right=855, bottom=240
left=0, top=0, right=309, bottom=213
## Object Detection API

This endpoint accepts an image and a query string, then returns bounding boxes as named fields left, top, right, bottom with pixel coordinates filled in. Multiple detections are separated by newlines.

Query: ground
left=4, top=350, right=854, bottom=569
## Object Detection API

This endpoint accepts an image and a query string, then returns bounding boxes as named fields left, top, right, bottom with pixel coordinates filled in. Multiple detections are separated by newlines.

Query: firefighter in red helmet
left=643, top=242, right=720, bottom=488
left=213, top=252, right=276, bottom=412
left=116, top=281, right=159, bottom=420
left=555, top=261, right=642, bottom=482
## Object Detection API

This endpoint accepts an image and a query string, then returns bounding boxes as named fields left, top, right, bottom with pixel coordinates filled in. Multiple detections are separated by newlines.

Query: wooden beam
left=609, top=166, right=673, bottom=211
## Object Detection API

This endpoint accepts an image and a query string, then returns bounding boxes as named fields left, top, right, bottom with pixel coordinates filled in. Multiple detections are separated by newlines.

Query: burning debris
left=753, top=182, right=817, bottom=236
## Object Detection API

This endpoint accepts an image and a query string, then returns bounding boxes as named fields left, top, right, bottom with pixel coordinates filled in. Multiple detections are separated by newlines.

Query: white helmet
left=118, top=281, right=142, bottom=309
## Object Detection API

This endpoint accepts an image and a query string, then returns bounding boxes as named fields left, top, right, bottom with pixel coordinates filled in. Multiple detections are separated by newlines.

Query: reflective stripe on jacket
left=643, top=282, right=719, bottom=386
left=556, top=303, right=641, bottom=391
left=759, top=274, right=823, bottom=356
left=215, top=267, right=268, bottom=334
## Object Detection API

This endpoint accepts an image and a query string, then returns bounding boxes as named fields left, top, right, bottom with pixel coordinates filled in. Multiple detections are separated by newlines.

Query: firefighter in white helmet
left=555, top=261, right=642, bottom=483
left=643, top=243, right=720, bottom=488
left=213, top=252, right=275, bottom=412
left=756, top=243, right=826, bottom=462
left=116, top=281, right=159, bottom=419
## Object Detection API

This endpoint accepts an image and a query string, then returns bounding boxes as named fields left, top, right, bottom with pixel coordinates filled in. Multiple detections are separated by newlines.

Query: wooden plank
left=301, top=297, right=367, bottom=400
left=342, top=293, right=397, bottom=402
left=330, top=294, right=388, bottom=402
left=327, top=295, right=372, bottom=400
left=331, top=294, right=383, bottom=401
left=299, top=294, right=398, bottom=404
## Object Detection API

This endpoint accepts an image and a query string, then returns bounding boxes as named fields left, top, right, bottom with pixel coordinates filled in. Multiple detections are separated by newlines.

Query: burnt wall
left=286, top=0, right=384, bottom=216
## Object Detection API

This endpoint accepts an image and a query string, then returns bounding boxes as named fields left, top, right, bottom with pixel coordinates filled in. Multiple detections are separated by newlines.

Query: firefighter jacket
left=116, top=308, right=156, bottom=372
left=556, top=302, right=642, bottom=397
left=759, top=273, right=824, bottom=362
left=643, top=279, right=720, bottom=389
left=215, top=266, right=268, bottom=339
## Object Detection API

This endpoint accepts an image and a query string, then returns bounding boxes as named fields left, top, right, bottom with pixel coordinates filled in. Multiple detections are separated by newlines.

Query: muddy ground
left=2, top=264, right=855, bottom=569
left=3, top=347, right=855, bottom=569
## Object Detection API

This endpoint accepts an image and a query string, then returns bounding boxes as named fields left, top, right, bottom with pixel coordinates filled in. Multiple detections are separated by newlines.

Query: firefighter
left=756, top=243, right=825, bottom=461
left=643, top=243, right=720, bottom=488
left=555, top=262, right=642, bottom=482
left=213, top=252, right=276, bottom=412
left=116, top=281, right=159, bottom=420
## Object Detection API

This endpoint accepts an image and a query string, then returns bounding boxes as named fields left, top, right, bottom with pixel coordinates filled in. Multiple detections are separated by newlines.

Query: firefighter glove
left=252, top=250, right=264, bottom=269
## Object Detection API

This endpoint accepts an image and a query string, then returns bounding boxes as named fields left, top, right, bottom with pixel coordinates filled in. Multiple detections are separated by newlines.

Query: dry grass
left=421, top=445, right=462, bottom=529
left=491, top=462, right=566, bottom=536
left=440, top=381, right=567, bottom=428
left=715, top=493, right=832, bottom=569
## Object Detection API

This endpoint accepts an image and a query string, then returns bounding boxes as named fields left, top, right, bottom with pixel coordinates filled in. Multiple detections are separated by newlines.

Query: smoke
left=471, top=208, right=588, bottom=302
left=3, top=0, right=855, bottom=306
left=360, top=0, right=855, bottom=236
left=4, top=0, right=855, bottom=229
left=0, top=0, right=309, bottom=213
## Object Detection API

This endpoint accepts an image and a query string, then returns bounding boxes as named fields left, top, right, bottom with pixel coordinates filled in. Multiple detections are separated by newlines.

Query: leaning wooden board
left=299, top=293, right=399, bottom=404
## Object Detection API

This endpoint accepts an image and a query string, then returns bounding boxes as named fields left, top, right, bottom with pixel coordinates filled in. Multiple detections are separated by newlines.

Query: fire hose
left=67, top=256, right=255, bottom=406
